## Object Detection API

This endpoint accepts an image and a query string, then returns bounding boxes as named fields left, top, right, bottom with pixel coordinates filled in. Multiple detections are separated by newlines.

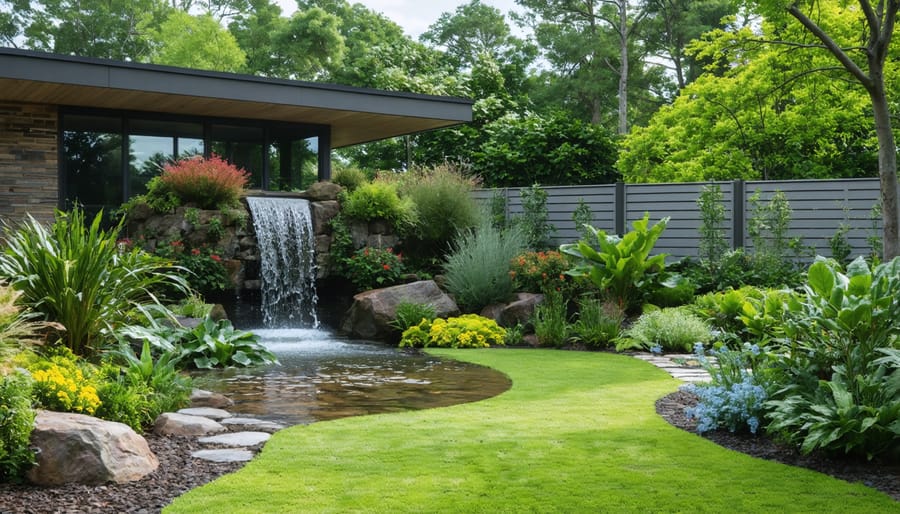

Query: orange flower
left=383, top=264, right=391, bottom=270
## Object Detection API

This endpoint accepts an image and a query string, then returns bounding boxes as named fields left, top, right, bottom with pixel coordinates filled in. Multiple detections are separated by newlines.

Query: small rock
left=220, top=417, right=285, bottom=432
left=191, top=449, right=254, bottom=463
left=198, top=431, right=271, bottom=447
left=154, top=413, right=226, bottom=436
left=190, top=389, right=234, bottom=409
left=177, top=407, right=233, bottom=420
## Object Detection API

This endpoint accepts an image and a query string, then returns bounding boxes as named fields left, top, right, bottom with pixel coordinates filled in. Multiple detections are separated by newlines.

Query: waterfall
left=246, top=197, right=319, bottom=328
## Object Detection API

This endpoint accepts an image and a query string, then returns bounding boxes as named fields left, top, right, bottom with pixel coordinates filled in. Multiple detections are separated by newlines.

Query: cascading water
left=246, top=196, right=319, bottom=328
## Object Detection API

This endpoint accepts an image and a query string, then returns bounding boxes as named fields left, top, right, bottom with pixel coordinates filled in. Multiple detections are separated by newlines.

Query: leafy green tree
left=23, top=0, right=169, bottom=61
left=618, top=14, right=878, bottom=183
left=749, top=0, right=899, bottom=260
left=273, top=7, right=346, bottom=80
left=0, top=0, right=33, bottom=47
left=228, top=0, right=288, bottom=76
left=151, top=11, right=246, bottom=72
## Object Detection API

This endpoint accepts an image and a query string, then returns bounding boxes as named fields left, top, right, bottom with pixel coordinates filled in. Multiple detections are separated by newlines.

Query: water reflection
left=190, top=328, right=511, bottom=426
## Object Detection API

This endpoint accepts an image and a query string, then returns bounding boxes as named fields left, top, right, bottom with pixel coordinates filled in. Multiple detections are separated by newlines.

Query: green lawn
left=166, top=349, right=896, bottom=513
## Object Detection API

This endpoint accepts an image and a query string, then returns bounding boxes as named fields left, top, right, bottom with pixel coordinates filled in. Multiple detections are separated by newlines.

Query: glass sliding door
left=210, top=124, right=264, bottom=188
left=62, top=114, right=124, bottom=221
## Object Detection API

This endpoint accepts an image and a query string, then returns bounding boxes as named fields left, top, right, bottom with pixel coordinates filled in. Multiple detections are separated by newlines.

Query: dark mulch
left=1, top=391, right=896, bottom=513
left=0, top=435, right=244, bottom=514
left=657, top=389, right=900, bottom=502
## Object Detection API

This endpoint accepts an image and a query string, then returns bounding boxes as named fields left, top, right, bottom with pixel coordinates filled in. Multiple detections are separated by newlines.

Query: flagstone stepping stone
left=190, top=389, right=234, bottom=409
left=154, top=412, right=226, bottom=436
left=191, top=449, right=254, bottom=463
left=198, top=431, right=271, bottom=447
left=220, top=417, right=286, bottom=432
left=177, top=407, right=233, bottom=420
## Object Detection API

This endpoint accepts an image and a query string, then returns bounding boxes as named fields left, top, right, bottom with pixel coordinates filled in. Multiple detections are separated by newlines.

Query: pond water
left=190, top=328, right=511, bottom=426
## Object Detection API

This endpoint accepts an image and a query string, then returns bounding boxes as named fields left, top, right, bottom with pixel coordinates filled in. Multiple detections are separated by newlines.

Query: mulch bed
left=656, top=389, right=899, bottom=502
left=1, top=391, right=895, bottom=513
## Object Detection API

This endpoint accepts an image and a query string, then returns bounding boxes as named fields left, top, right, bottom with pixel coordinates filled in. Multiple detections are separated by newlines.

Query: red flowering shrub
left=154, top=240, right=230, bottom=294
left=158, top=155, right=249, bottom=209
left=509, top=250, right=571, bottom=294
left=342, top=246, right=405, bottom=292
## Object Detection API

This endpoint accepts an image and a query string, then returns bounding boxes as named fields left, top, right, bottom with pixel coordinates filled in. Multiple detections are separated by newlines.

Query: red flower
left=210, top=254, right=222, bottom=262
left=383, top=264, right=391, bottom=271
left=191, top=248, right=201, bottom=256
left=170, top=240, right=183, bottom=247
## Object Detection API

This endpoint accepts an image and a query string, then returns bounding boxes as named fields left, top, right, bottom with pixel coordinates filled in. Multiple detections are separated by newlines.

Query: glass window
left=267, top=136, right=319, bottom=191
left=63, top=115, right=123, bottom=221
left=210, top=124, right=264, bottom=188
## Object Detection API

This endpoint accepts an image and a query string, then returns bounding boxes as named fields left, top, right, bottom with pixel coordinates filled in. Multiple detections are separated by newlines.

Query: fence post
left=732, top=179, right=745, bottom=250
left=615, top=181, right=626, bottom=236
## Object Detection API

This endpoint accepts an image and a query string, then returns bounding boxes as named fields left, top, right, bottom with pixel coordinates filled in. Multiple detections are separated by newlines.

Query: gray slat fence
left=472, top=178, right=888, bottom=261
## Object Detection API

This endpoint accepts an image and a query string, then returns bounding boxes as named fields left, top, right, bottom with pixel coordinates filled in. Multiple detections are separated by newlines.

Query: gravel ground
left=1, top=391, right=895, bottom=513
left=657, top=389, right=899, bottom=502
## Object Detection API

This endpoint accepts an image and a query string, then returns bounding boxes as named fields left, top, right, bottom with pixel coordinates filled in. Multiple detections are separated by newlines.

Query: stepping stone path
left=153, top=389, right=287, bottom=464
left=631, top=353, right=711, bottom=383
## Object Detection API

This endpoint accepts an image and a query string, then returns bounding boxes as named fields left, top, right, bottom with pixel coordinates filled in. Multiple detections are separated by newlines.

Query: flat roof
left=0, top=48, right=473, bottom=148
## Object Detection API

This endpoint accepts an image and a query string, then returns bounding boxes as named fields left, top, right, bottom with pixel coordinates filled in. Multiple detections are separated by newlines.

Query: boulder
left=153, top=412, right=226, bottom=436
left=304, top=181, right=343, bottom=201
left=341, top=280, right=459, bottom=340
left=310, top=200, right=340, bottom=235
left=190, top=389, right=234, bottom=409
left=499, top=293, right=544, bottom=328
left=27, top=410, right=158, bottom=485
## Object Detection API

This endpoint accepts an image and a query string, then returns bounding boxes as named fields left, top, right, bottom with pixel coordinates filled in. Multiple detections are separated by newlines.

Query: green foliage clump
left=398, top=165, right=481, bottom=259
left=341, top=181, right=417, bottom=231
left=509, top=250, right=571, bottom=294
left=153, top=240, right=230, bottom=295
left=390, top=302, right=437, bottom=333
left=399, top=314, right=506, bottom=349
left=443, top=221, right=526, bottom=312
left=174, top=318, right=278, bottom=369
left=561, top=213, right=669, bottom=313
left=692, top=286, right=791, bottom=348
left=570, top=298, right=624, bottom=349
left=342, top=246, right=405, bottom=292
left=157, top=155, right=249, bottom=210
left=647, top=275, right=696, bottom=307
left=0, top=285, right=45, bottom=372
left=515, top=184, right=555, bottom=250
left=0, top=208, right=189, bottom=357
left=621, top=308, right=711, bottom=353
left=696, top=184, right=729, bottom=275
left=765, top=257, right=900, bottom=460
left=170, top=293, right=214, bottom=319
left=572, top=198, right=594, bottom=242
left=746, top=190, right=805, bottom=287
left=331, top=167, right=369, bottom=192
left=532, top=289, right=569, bottom=347
left=0, top=371, right=36, bottom=482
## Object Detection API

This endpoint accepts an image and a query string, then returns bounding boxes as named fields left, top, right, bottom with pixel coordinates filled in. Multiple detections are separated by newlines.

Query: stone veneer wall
left=0, top=102, right=58, bottom=224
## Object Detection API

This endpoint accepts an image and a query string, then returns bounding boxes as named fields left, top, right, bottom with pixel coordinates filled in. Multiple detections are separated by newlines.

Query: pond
left=190, top=328, right=512, bottom=426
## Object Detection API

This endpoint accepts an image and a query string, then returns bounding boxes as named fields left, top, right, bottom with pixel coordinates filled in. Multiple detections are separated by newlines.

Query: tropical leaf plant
left=175, top=318, right=278, bottom=369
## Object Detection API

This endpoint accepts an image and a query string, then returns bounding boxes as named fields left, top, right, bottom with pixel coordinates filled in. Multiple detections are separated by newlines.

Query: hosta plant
left=561, top=213, right=669, bottom=312
left=175, top=318, right=278, bottom=369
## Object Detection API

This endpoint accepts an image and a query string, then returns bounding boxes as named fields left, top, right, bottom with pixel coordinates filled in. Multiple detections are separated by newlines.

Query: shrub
left=399, top=314, right=506, bottom=349
left=572, top=198, right=594, bottom=243
left=0, top=285, right=46, bottom=373
left=0, top=209, right=189, bottom=357
left=174, top=318, right=278, bottom=369
left=341, top=181, right=417, bottom=231
left=0, top=370, right=36, bottom=482
left=331, top=167, right=369, bottom=192
left=570, top=298, right=624, bottom=348
left=29, top=349, right=102, bottom=415
left=646, top=275, right=696, bottom=307
left=399, top=165, right=481, bottom=259
left=170, top=293, right=214, bottom=319
left=533, top=289, right=569, bottom=347
left=443, top=221, right=526, bottom=312
left=696, top=184, right=729, bottom=275
left=620, top=307, right=711, bottom=352
left=158, top=155, right=249, bottom=210
left=561, top=213, right=669, bottom=313
left=155, top=242, right=230, bottom=295
left=509, top=250, right=571, bottom=294
left=390, top=302, right=437, bottom=333
left=342, top=247, right=405, bottom=292
left=515, top=184, right=555, bottom=250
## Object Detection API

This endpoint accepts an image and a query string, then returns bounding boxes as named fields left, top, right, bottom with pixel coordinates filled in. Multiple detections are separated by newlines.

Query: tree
left=228, top=0, right=288, bottom=76
left=23, top=0, right=169, bottom=61
left=151, top=11, right=246, bottom=72
left=0, top=0, right=33, bottom=47
left=640, top=0, right=737, bottom=90
left=618, top=17, right=878, bottom=183
left=753, top=0, right=899, bottom=259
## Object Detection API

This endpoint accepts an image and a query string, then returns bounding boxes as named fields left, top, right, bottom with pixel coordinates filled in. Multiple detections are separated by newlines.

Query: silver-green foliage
left=622, top=307, right=711, bottom=352
left=443, top=221, right=526, bottom=312
left=0, top=209, right=189, bottom=357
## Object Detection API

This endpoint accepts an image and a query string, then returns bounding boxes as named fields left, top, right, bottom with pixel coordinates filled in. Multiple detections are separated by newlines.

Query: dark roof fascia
left=0, top=48, right=473, bottom=122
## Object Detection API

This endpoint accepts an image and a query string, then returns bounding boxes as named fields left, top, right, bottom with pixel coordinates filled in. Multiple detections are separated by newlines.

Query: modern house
left=0, top=48, right=473, bottom=223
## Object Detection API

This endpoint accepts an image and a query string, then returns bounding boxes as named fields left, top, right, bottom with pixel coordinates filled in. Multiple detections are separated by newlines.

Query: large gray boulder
left=27, top=410, right=159, bottom=485
left=341, top=280, right=459, bottom=340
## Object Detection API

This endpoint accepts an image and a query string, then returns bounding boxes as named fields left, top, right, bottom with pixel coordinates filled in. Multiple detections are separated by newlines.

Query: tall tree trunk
left=617, top=0, right=628, bottom=134
left=870, top=79, right=900, bottom=260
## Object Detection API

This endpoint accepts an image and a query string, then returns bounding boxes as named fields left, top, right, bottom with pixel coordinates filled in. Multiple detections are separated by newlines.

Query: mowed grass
left=166, top=350, right=896, bottom=513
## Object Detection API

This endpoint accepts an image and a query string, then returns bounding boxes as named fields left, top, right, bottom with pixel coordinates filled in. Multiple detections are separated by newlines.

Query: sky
left=275, top=1, right=524, bottom=39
